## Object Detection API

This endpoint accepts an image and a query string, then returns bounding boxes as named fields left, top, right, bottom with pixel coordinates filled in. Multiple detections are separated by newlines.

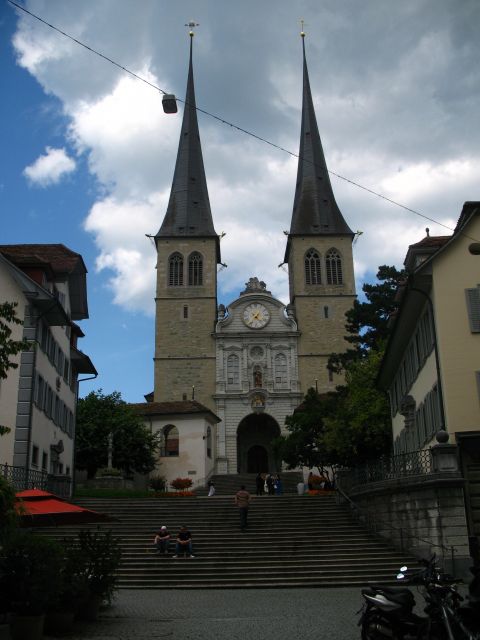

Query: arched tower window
left=305, top=249, right=321, bottom=285
left=188, top=252, right=203, bottom=286
left=274, top=353, right=287, bottom=386
left=160, top=424, right=179, bottom=456
left=326, top=248, right=343, bottom=285
left=206, top=425, right=212, bottom=458
left=168, top=253, right=183, bottom=286
left=227, top=354, right=240, bottom=386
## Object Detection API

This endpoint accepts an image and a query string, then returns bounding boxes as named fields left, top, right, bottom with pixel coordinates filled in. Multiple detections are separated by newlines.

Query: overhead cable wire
left=8, top=0, right=475, bottom=240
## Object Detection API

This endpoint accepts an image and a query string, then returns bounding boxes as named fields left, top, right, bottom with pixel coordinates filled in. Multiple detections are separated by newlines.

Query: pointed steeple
left=285, top=35, right=353, bottom=261
left=156, top=35, right=219, bottom=256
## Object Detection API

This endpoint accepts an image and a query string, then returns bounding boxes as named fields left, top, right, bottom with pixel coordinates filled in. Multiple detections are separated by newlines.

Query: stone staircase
left=38, top=493, right=419, bottom=589
left=199, top=471, right=303, bottom=495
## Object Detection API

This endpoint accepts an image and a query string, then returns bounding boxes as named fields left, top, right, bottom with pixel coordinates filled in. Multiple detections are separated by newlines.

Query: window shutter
left=465, top=288, right=480, bottom=332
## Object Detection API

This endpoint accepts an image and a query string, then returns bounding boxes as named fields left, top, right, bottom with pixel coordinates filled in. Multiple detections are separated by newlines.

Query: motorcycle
left=358, top=554, right=480, bottom=639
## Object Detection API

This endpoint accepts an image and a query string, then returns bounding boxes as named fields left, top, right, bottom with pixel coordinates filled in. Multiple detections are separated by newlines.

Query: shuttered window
left=465, top=287, right=480, bottom=332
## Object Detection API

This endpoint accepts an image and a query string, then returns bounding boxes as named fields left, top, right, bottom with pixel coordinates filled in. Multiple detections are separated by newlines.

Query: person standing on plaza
left=255, top=472, right=264, bottom=496
left=235, top=485, right=251, bottom=531
left=207, top=480, right=216, bottom=497
left=173, top=525, right=195, bottom=558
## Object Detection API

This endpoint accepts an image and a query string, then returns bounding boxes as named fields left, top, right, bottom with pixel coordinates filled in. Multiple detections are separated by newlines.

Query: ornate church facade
left=135, top=34, right=356, bottom=483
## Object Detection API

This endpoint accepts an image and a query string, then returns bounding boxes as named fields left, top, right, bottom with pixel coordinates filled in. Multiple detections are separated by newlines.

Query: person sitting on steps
left=153, top=525, right=171, bottom=555
left=173, top=525, right=195, bottom=558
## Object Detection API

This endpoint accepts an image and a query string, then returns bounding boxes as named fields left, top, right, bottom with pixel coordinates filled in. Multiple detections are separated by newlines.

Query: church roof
left=156, top=36, right=219, bottom=253
left=130, top=400, right=220, bottom=422
left=285, top=37, right=353, bottom=262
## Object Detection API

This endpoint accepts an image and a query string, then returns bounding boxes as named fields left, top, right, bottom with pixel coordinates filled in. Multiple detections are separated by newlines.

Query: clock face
left=243, top=303, right=270, bottom=329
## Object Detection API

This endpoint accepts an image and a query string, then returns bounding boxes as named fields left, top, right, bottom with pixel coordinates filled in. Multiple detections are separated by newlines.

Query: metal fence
left=338, top=448, right=433, bottom=488
left=2, top=463, right=72, bottom=498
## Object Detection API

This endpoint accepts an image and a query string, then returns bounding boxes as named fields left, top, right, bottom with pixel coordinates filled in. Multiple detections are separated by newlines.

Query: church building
left=134, top=33, right=356, bottom=486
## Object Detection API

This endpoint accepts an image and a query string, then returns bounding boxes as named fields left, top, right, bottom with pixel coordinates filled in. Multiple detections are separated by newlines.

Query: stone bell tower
left=153, top=33, right=220, bottom=411
left=284, top=33, right=356, bottom=395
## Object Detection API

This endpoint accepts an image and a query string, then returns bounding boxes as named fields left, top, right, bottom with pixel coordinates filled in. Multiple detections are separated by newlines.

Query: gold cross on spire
left=185, top=20, right=200, bottom=37
left=300, top=19, right=307, bottom=38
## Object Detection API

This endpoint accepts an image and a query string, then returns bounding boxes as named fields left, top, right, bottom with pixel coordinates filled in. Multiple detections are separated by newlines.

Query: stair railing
left=335, top=485, right=457, bottom=574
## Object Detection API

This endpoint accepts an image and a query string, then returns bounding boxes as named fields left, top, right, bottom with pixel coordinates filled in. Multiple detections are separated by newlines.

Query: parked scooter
left=359, top=555, right=480, bottom=639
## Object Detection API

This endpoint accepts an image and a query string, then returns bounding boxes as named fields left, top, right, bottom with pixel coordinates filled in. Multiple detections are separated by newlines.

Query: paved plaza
left=45, top=587, right=363, bottom=640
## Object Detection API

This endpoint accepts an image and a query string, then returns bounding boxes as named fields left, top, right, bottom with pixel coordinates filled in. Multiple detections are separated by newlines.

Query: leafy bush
left=0, top=476, right=18, bottom=542
left=149, top=475, right=166, bottom=491
left=77, top=530, right=122, bottom=603
left=0, top=532, right=64, bottom=615
left=170, top=477, right=193, bottom=491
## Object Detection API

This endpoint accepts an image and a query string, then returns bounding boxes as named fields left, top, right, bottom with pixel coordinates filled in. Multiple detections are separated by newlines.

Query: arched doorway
left=247, top=445, right=268, bottom=473
left=237, top=413, right=281, bottom=473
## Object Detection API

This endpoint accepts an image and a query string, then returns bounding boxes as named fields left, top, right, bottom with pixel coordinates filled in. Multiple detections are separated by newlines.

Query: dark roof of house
left=0, top=244, right=89, bottom=320
left=285, top=38, right=353, bottom=262
left=130, top=400, right=220, bottom=422
left=156, top=37, right=219, bottom=258
left=0, top=244, right=86, bottom=275
left=407, top=236, right=450, bottom=250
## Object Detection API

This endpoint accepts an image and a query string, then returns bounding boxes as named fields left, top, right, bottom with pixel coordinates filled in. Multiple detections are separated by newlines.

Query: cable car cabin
left=162, top=94, right=178, bottom=114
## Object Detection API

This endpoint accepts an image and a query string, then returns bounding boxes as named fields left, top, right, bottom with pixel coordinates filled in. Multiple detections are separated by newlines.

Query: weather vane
left=300, top=19, right=307, bottom=38
left=185, top=20, right=200, bottom=37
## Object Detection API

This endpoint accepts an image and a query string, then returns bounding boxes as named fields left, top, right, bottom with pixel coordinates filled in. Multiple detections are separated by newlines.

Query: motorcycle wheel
left=361, top=611, right=402, bottom=640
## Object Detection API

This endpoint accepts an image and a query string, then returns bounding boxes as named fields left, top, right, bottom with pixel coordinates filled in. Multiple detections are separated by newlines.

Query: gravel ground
left=36, top=587, right=365, bottom=640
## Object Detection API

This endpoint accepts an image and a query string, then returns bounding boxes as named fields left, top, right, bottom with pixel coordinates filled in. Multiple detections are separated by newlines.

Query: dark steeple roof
left=156, top=36, right=219, bottom=252
left=285, top=36, right=353, bottom=262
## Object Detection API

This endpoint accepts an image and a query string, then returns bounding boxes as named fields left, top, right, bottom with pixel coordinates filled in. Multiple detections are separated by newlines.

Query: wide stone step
left=40, top=494, right=419, bottom=589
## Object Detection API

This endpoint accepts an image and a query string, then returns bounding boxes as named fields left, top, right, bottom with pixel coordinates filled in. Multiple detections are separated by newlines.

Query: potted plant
left=44, top=538, right=89, bottom=635
left=0, top=531, right=63, bottom=640
left=75, top=529, right=122, bottom=621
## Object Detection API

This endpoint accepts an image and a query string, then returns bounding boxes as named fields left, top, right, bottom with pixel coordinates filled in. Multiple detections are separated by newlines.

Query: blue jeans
left=155, top=539, right=169, bottom=553
left=175, top=541, right=193, bottom=555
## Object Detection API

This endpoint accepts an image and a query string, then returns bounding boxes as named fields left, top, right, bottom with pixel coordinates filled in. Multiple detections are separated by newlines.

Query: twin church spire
left=156, top=34, right=219, bottom=256
left=157, top=32, right=351, bottom=259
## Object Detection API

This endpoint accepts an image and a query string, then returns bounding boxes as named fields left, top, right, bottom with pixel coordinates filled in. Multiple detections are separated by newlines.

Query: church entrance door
left=247, top=445, right=268, bottom=473
left=237, top=413, right=281, bottom=473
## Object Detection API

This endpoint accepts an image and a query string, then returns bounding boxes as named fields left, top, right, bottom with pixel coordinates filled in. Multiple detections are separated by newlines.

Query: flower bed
left=154, top=490, right=196, bottom=497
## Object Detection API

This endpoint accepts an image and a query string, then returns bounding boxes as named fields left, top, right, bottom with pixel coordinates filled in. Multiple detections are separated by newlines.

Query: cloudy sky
left=1, top=0, right=478, bottom=402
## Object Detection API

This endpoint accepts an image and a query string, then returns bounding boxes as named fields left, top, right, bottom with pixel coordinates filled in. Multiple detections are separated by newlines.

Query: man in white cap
left=153, top=525, right=171, bottom=555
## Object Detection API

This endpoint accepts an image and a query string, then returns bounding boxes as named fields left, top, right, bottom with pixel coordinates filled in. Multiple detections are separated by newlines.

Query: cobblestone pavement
left=43, top=588, right=364, bottom=640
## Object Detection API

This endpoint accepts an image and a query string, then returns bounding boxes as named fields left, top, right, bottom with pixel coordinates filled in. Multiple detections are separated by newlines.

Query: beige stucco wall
left=0, top=269, right=25, bottom=464
left=147, top=414, right=216, bottom=488
left=432, top=216, right=480, bottom=438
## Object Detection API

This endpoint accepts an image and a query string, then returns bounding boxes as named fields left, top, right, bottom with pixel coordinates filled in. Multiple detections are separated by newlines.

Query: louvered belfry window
left=188, top=252, right=203, bottom=286
left=168, top=253, right=183, bottom=286
left=326, top=248, right=343, bottom=285
left=305, top=249, right=321, bottom=285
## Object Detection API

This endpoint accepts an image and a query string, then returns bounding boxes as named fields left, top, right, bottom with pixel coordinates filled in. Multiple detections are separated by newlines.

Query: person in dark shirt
left=153, top=525, right=171, bottom=555
left=173, top=525, right=195, bottom=558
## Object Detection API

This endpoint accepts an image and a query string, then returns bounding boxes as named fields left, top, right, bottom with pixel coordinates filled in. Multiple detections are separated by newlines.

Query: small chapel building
left=133, top=33, right=356, bottom=486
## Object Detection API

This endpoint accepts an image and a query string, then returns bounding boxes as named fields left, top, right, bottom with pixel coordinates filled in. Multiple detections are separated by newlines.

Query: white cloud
left=23, top=147, right=76, bottom=187
left=12, top=0, right=480, bottom=315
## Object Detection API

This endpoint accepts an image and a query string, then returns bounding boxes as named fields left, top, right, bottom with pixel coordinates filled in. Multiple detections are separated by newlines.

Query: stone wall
left=337, top=470, right=471, bottom=577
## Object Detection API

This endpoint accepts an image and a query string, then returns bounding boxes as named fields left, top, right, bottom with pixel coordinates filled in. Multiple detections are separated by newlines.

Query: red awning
left=15, top=489, right=115, bottom=526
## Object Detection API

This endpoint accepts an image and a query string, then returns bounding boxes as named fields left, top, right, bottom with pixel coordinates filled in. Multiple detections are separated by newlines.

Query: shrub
left=0, top=532, right=64, bottom=615
left=170, top=477, right=193, bottom=491
left=77, top=530, right=122, bottom=604
left=0, top=476, right=18, bottom=542
left=149, top=475, right=167, bottom=492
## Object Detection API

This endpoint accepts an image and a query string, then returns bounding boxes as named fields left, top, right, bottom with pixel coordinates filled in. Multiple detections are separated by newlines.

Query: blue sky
left=1, top=1, right=479, bottom=402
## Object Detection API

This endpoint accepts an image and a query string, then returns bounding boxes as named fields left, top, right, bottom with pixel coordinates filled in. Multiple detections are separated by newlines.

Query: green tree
left=273, top=388, right=336, bottom=475
left=75, top=390, right=159, bottom=478
left=323, top=348, right=392, bottom=466
left=328, top=265, right=406, bottom=373
left=0, top=301, right=31, bottom=436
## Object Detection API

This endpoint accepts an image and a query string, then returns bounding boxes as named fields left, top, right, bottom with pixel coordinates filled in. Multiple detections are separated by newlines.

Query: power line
left=7, top=0, right=473, bottom=239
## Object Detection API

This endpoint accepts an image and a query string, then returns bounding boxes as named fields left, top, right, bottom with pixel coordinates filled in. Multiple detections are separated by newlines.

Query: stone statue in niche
left=253, top=366, right=262, bottom=388
left=241, top=277, right=271, bottom=295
